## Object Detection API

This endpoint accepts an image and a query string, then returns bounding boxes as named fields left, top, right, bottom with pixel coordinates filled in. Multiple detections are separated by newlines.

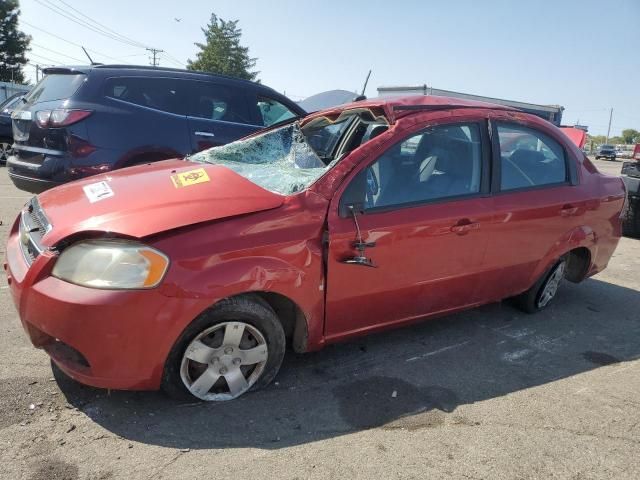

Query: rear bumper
left=3, top=220, right=200, bottom=391
left=8, top=170, right=62, bottom=193
left=7, top=149, right=118, bottom=193
left=7, top=154, right=70, bottom=193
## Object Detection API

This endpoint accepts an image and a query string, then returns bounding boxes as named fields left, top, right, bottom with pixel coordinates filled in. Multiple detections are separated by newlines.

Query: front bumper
left=4, top=218, right=202, bottom=391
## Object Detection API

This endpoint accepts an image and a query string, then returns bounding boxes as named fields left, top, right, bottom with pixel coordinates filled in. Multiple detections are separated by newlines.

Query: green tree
left=621, top=129, right=640, bottom=144
left=187, top=13, right=258, bottom=81
left=0, top=0, right=30, bottom=84
left=588, top=134, right=606, bottom=145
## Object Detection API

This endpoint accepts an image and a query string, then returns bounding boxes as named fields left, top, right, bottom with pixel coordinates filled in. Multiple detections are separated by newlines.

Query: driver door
left=324, top=121, right=494, bottom=339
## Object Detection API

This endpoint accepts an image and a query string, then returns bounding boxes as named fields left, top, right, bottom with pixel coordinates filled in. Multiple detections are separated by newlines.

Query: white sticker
left=83, top=181, right=114, bottom=203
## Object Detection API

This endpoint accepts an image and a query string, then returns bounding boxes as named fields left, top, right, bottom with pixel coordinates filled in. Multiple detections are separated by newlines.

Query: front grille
left=19, top=197, right=52, bottom=266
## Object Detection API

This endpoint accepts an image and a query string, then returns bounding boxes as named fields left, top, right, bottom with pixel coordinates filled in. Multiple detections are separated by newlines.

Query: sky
left=16, top=0, right=640, bottom=136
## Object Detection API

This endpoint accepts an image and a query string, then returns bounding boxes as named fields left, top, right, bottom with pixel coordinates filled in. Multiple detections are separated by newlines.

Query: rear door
left=185, top=81, right=260, bottom=151
left=325, top=120, right=493, bottom=339
left=477, top=120, right=585, bottom=301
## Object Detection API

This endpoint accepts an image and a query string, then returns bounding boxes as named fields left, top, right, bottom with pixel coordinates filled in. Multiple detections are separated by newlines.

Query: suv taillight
left=35, top=109, right=92, bottom=128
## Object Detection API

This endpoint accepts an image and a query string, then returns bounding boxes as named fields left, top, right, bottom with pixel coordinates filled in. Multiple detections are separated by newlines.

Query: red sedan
left=4, top=96, right=626, bottom=401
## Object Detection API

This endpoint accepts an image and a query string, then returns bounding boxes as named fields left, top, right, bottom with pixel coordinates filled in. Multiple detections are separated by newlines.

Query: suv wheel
left=0, top=138, right=12, bottom=164
left=162, top=296, right=286, bottom=401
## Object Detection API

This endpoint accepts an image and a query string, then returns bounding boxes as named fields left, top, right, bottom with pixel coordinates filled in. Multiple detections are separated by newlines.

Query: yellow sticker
left=171, top=168, right=210, bottom=188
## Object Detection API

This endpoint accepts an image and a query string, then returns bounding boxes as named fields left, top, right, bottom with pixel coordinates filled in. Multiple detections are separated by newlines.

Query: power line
left=28, top=51, right=63, bottom=65
left=32, top=42, right=85, bottom=63
left=20, top=19, right=135, bottom=63
left=160, top=51, right=185, bottom=67
left=55, top=0, right=149, bottom=49
left=158, top=53, right=184, bottom=68
left=31, top=1, right=184, bottom=68
left=54, top=0, right=185, bottom=68
left=34, top=0, right=149, bottom=49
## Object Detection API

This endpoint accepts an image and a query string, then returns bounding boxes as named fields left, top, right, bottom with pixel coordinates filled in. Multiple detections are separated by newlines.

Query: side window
left=256, top=96, right=297, bottom=127
left=497, top=123, right=567, bottom=191
left=104, top=77, right=185, bottom=115
left=188, top=83, right=251, bottom=124
left=348, top=123, right=483, bottom=210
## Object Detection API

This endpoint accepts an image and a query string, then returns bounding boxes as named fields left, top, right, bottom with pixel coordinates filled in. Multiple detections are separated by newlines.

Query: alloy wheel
left=180, top=321, right=269, bottom=401
left=537, top=261, right=565, bottom=308
left=0, top=141, right=11, bottom=163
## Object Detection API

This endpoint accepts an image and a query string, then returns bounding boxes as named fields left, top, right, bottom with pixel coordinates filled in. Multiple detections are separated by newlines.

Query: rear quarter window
left=104, top=77, right=186, bottom=115
left=25, top=74, right=86, bottom=104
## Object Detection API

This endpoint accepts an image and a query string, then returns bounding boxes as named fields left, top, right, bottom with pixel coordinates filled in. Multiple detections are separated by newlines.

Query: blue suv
left=8, top=65, right=306, bottom=193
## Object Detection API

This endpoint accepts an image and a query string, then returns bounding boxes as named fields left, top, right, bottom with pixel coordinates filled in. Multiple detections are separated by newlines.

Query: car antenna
left=353, top=69, right=372, bottom=102
left=81, top=47, right=97, bottom=65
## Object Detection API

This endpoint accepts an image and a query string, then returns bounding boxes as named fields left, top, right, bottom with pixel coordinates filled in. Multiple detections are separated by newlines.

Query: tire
left=513, top=258, right=566, bottom=314
left=622, top=197, right=640, bottom=237
left=162, top=295, right=286, bottom=401
left=0, top=137, right=12, bottom=164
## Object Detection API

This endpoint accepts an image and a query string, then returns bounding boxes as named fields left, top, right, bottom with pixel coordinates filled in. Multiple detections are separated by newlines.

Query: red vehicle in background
left=4, top=96, right=626, bottom=401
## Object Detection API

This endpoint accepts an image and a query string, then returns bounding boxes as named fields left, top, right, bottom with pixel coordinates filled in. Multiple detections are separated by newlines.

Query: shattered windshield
left=190, top=122, right=342, bottom=195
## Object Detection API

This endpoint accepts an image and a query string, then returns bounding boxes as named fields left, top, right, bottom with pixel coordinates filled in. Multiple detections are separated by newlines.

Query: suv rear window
left=104, top=77, right=186, bottom=115
left=25, top=74, right=86, bottom=104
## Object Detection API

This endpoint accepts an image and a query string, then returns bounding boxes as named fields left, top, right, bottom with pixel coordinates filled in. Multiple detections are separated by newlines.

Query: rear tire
left=162, top=295, right=286, bottom=401
left=0, top=137, right=12, bottom=164
left=622, top=197, right=640, bottom=237
left=513, top=258, right=566, bottom=314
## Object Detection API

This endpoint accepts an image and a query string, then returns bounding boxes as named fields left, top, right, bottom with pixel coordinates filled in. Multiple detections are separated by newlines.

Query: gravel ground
left=0, top=159, right=638, bottom=480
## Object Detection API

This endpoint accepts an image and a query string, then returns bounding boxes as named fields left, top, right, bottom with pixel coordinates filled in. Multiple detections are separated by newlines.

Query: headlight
left=52, top=239, right=169, bottom=290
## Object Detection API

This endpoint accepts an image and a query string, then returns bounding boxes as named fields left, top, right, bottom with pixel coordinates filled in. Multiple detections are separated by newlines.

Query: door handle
left=560, top=204, right=579, bottom=217
left=195, top=131, right=215, bottom=137
left=341, top=256, right=377, bottom=268
left=450, top=219, right=480, bottom=235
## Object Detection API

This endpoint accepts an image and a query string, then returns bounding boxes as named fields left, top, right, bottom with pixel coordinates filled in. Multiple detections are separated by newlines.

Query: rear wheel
left=514, top=259, right=566, bottom=313
left=162, top=296, right=286, bottom=401
left=622, top=197, right=640, bottom=237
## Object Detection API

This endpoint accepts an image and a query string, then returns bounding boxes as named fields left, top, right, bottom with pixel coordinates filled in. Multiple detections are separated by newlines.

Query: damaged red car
left=4, top=96, right=626, bottom=401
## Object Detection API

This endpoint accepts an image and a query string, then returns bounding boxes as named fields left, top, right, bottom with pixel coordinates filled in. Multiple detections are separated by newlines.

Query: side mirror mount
left=339, top=170, right=367, bottom=217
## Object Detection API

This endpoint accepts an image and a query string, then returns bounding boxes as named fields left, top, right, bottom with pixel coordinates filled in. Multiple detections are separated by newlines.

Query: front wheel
left=162, top=296, right=286, bottom=401
left=513, top=259, right=566, bottom=313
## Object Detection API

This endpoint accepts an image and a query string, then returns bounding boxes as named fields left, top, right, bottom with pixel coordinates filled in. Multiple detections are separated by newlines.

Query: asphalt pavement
left=0, top=159, right=638, bottom=479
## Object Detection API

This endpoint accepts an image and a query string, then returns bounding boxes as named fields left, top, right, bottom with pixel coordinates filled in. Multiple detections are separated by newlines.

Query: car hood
left=37, top=159, right=285, bottom=246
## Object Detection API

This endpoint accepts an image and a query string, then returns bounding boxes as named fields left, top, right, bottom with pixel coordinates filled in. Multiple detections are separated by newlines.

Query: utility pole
left=35, top=64, right=40, bottom=82
left=605, top=108, right=613, bottom=144
left=146, top=48, right=164, bottom=67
